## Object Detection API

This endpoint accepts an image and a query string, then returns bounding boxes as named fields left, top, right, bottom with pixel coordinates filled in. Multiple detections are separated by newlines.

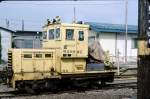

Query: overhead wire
left=1, top=2, right=124, bottom=5
left=0, top=0, right=136, bottom=1
left=0, top=0, right=137, bottom=6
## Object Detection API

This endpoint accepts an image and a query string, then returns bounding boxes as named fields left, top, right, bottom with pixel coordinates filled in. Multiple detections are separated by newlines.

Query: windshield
left=48, top=28, right=60, bottom=40
left=66, top=29, right=74, bottom=40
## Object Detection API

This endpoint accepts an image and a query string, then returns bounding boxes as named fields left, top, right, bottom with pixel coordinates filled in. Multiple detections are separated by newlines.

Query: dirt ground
left=0, top=78, right=137, bottom=99
left=7, top=88, right=137, bottom=99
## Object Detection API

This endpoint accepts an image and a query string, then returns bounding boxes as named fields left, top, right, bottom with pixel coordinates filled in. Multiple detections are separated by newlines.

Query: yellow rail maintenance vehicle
left=7, top=17, right=115, bottom=93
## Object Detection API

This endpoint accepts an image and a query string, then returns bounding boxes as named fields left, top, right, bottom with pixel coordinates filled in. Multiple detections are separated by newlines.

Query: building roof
left=86, top=22, right=138, bottom=34
left=0, top=27, right=15, bottom=33
left=0, top=27, right=42, bottom=35
left=15, top=31, right=42, bottom=34
left=13, top=31, right=42, bottom=37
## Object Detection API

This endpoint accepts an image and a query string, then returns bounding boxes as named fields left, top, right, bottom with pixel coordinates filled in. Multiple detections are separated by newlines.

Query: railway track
left=107, top=82, right=136, bottom=89
left=0, top=78, right=137, bottom=99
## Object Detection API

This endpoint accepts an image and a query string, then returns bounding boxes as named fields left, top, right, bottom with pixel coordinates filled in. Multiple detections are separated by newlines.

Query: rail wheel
left=25, top=85, right=36, bottom=94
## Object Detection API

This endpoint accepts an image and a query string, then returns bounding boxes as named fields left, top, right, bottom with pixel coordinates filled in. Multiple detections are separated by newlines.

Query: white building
left=87, top=22, right=138, bottom=63
left=0, top=27, right=12, bottom=62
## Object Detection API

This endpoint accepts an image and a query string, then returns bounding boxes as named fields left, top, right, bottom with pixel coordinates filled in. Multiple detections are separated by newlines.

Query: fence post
left=116, top=49, right=120, bottom=75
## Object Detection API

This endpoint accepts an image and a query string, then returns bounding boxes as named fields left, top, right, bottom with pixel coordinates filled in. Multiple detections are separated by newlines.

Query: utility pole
left=5, top=19, right=9, bottom=29
left=73, top=6, right=76, bottom=23
left=0, top=31, right=1, bottom=64
left=138, top=0, right=150, bottom=99
left=22, top=19, right=24, bottom=31
left=125, top=0, right=128, bottom=64
left=116, top=49, right=120, bottom=75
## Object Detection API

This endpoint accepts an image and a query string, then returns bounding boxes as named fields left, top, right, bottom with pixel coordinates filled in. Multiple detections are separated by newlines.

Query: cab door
left=44, top=52, right=55, bottom=72
left=74, top=29, right=88, bottom=72
left=76, top=29, right=88, bottom=57
left=33, top=53, right=44, bottom=72
left=21, top=53, right=34, bottom=72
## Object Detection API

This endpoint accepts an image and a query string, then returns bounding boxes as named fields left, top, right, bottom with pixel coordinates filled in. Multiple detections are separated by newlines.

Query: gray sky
left=0, top=0, right=138, bottom=31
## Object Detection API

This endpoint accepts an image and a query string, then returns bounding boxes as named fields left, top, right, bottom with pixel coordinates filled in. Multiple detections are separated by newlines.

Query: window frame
left=34, top=53, right=43, bottom=58
left=55, top=28, right=61, bottom=40
left=78, top=31, right=84, bottom=41
left=47, top=28, right=61, bottom=40
left=66, top=29, right=74, bottom=40
left=45, top=53, right=53, bottom=58
left=48, top=29, right=55, bottom=40
left=23, top=54, right=32, bottom=59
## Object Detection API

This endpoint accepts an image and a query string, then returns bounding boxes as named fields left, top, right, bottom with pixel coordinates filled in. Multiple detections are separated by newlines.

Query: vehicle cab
left=42, top=17, right=89, bottom=58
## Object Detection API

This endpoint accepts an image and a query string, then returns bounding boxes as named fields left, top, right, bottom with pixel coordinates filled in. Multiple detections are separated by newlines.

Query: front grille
left=7, top=51, right=13, bottom=78
left=8, top=52, right=12, bottom=67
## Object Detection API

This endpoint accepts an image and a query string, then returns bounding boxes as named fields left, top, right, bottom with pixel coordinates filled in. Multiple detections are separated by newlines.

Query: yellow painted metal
left=9, top=49, right=56, bottom=73
left=138, top=40, right=150, bottom=55
left=42, top=23, right=89, bottom=74
left=8, top=22, right=91, bottom=88
left=42, top=23, right=89, bottom=58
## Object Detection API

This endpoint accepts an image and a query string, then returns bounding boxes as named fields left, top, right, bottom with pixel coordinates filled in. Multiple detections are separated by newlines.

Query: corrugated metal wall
left=12, top=32, right=42, bottom=49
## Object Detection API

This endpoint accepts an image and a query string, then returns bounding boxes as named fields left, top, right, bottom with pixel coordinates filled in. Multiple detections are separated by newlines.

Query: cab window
left=55, top=28, right=60, bottom=39
left=35, top=54, right=42, bottom=58
left=45, top=53, right=53, bottom=58
left=24, top=54, right=32, bottom=58
left=49, top=29, right=54, bottom=40
left=42, top=31, right=47, bottom=39
left=66, top=29, right=74, bottom=40
left=78, top=31, right=84, bottom=41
